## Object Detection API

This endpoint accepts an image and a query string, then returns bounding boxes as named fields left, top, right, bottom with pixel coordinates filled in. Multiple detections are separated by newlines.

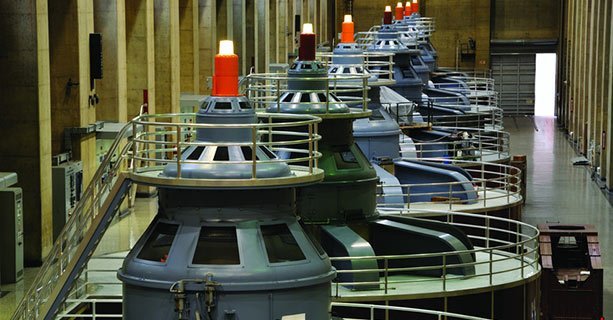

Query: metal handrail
left=12, top=119, right=133, bottom=320
left=377, top=158, right=522, bottom=210
left=424, top=105, right=504, bottom=129
left=316, top=51, right=396, bottom=85
left=12, top=112, right=324, bottom=320
left=400, top=126, right=511, bottom=162
left=436, top=67, right=493, bottom=79
left=130, top=112, right=323, bottom=180
left=244, top=72, right=371, bottom=114
left=331, top=302, right=488, bottom=320
left=331, top=209, right=539, bottom=298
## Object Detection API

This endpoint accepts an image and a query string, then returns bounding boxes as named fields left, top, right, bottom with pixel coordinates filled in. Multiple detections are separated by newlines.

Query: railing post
left=176, top=125, right=182, bottom=178
left=448, top=183, right=453, bottom=211
left=268, top=116, right=273, bottom=150
left=442, top=254, right=447, bottom=291
left=384, top=258, right=389, bottom=294
left=407, top=184, right=411, bottom=209
left=252, top=126, right=258, bottom=179
left=506, top=165, right=510, bottom=202
left=489, top=248, right=493, bottom=286
left=314, top=122, right=319, bottom=169
left=482, top=179, right=487, bottom=207
left=362, top=77, right=368, bottom=111
left=520, top=243, right=525, bottom=278
left=326, top=77, right=331, bottom=113
left=308, top=123, right=313, bottom=174
left=131, top=122, right=138, bottom=173
left=276, top=80, right=281, bottom=113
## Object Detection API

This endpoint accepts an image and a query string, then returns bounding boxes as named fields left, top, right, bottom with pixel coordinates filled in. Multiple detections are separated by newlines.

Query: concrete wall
left=0, top=0, right=53, bottom=265
left=492, top=0, right=560, bottom=40
left=559, top=0, right=613, bottom=189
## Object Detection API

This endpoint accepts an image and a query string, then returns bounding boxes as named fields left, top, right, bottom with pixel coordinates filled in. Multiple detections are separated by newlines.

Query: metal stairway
left=11, top=124, right=135, bottom=320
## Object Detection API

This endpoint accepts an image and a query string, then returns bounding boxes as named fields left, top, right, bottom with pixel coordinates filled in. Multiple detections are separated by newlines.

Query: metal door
left=491, top=54, right=536, bottom=115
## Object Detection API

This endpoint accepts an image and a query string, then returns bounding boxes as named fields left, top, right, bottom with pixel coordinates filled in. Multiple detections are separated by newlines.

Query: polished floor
left=507, top=116, right=612, bottom=319
left=0, top=116, right=611, bottom=319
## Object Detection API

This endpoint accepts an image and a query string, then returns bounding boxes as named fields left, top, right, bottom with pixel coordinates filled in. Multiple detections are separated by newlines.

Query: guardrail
left=243, top=72, right=370, bottom=114
left=400, top=126, right=511, bottom=162
left=331, top=209, right=539, bottom=298
left=316, top=51, right=395, bottom=86
left=420, top=105, right=504, bottom=130
left=48, top=253, right=491, bottom=319
left=130, top=112, right=323, bottom=183
left=12, top=112, right=324, bottom=320
left=436, top=68, right=493, bottom=79
left=331, top=302, right=488, bottom=320
left=11, top=119, right=132, bottom=320
left=377, top=158, right=521, bottom=210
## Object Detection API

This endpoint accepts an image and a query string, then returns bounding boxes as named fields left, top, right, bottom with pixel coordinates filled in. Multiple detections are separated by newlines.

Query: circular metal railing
left=331, top=302, right=488, bottom=320
left=435, top=68, right=493, bottom=79
left=129, top=112, right=324, bottom=186
left=377, top=158, right=521, bottom=210
left=330, top=209, right=539, bottom=298
left=243, top=72, right=371, bottom=116
left=400, top=126, right=511, bottom=163
left=421, top=105, right=504, bottom=130
left=316, top=51, right=396, bottom=86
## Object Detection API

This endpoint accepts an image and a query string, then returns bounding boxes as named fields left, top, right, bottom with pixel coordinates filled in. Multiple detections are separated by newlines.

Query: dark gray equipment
left=52, top=155, right=83, bottom=241
left=117, top=94, right=335, bottom=319
left=0, top=187, right=24, bottom=284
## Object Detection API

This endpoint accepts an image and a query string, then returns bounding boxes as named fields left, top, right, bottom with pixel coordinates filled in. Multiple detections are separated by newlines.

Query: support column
left=199, top=0, right=216, bottom=93
left=254, top=0, right=270, bottom=72
left=0, top=0, right=53, bottom=264
left=154, top=0, right=181, bottom=114
left=94, top=0, right=128, bottom=122
left=126, top=0, right=156, bottom=117
left=598, top=0, right=610, bottom=180
left=179, top=0, right=199, bottom=94
left=232, top=0, right=247, bottom=74
left=607, top=0, right=613, bottom=189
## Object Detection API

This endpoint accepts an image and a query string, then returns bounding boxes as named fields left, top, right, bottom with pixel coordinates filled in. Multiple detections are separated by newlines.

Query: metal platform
left=329, top=209, right=540, bottom=301
left=11, top=111, right=325, bottom=320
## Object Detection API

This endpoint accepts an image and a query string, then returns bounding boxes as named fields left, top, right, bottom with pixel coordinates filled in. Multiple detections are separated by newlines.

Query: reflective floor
left=507, top=116, right=613, bottom=318
left=0, top=116, right=611, bottom=319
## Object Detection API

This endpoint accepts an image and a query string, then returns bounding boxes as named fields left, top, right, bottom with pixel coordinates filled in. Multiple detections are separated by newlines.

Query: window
left=137, top=222, right=179, bottom=262
left=300, top=93, right=312, bottom=103
left=261, top=224, right=305, bottom=263
left=239, top=102, right=252, bottom=109
left=317, top=93, right=328, bottom=102
left=192, top=227, right=240, bottom=265
left=214, top=102, right=232, bottom=110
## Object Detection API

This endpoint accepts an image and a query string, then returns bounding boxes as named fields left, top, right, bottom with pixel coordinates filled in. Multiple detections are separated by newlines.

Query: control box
left=52, top=160, right=83, bottom=241
left=0, top=187, right=24, bottom=283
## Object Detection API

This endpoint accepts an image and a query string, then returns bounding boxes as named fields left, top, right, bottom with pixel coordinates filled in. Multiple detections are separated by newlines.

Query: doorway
left=534, top=53, right=557, bottom=117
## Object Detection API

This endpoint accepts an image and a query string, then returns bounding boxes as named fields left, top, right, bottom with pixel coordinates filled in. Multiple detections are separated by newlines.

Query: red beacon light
left=212, top=40, right=239, bottom=96
left=383, top=5, right=393, bottom=25
left=404, top=1, right=413, bottom=16
left=341, top=15, right=354, bottom=43
left=395, top=2, right=404, bottom=20
left=299, top=23, right=316, bottom=61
